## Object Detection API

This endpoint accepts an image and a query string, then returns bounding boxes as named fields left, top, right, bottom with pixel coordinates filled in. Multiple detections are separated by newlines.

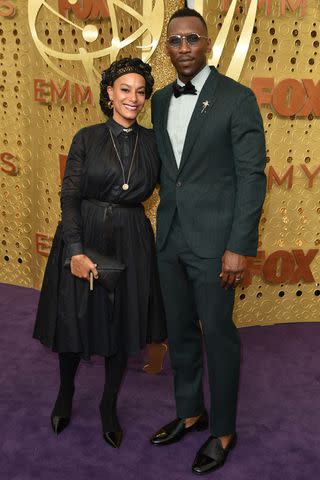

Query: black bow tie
left=172, top=81, right=197, bottom=98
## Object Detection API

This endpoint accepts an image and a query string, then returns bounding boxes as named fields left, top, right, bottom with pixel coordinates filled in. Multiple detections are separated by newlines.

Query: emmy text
left=34, top=79, right=93, bottom=105
left=268, top=165, right=320, bottom=190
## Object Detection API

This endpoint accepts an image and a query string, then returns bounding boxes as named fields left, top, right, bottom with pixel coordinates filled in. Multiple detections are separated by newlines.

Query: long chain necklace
left=109, top=129, right=139, bottom=191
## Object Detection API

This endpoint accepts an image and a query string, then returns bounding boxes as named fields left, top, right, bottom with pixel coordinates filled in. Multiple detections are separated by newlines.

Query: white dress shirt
left=167, top=65, right=211, bottom=168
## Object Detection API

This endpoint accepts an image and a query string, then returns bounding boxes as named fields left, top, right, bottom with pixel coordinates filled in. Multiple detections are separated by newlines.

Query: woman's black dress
left=33, top=119, right=166, bottom=358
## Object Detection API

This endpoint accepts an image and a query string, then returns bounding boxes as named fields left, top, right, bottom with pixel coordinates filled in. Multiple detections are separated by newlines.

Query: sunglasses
left=167, top=33, right=208, bottom=48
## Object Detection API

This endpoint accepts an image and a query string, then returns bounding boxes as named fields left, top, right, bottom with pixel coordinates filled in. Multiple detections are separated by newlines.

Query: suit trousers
left=157, top=212, right=240, bottom=437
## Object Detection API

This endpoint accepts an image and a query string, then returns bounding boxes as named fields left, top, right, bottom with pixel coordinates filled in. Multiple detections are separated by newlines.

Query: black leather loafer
left=150, top=410, right=208, bottom=446
left=192, top=433, right=237, bottom=475
left=103, top=430, right=123, bottom=448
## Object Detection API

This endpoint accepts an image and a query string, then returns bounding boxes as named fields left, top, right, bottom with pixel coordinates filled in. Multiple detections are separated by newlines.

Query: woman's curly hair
left=100, top=57, right=154, bottom=117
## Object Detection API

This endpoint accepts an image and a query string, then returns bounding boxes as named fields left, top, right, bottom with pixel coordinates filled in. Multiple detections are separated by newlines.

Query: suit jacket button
left=176, top=181, right=182, bottom=187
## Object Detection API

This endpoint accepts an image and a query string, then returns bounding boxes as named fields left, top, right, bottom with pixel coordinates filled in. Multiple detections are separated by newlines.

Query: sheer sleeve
left=60, top=129, right=85, bottom=256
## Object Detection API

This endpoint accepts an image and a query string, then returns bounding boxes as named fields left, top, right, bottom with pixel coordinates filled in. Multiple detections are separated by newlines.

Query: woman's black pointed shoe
left=51, top=415, right=71, bottom=435
left=50, top=386, right=74, bottom=435
left=99, top=395, right=122, bottom=448
left=103, top=430, right=123, bottom=448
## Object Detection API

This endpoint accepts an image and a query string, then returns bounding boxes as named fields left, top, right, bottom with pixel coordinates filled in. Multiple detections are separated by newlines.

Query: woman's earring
left=107, top=100, right=113, bottom=110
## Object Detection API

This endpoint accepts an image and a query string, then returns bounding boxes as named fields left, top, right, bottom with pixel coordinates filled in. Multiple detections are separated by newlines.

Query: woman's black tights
left=52, top=352, right=81, bottom=418
left=52, top=351, right=128, bottom=430
left=100, top=350, right=128, bottom=431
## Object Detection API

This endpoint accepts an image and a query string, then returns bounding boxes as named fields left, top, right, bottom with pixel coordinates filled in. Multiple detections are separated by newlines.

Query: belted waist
left=82, top=198, right=143, bottom=247
left=84, top=199, right=143, bottom=209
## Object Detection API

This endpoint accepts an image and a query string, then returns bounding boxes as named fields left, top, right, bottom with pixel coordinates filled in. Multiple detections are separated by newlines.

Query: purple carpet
left=1, top=282, right=319, bottom=480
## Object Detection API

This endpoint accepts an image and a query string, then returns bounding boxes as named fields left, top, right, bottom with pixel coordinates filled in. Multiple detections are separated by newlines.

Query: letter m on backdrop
left=281, top=0, right=307, bottom=16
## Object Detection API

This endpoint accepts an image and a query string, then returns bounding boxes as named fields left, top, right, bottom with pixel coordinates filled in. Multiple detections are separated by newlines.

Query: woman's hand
left=70, top=254, right=98, bottom=281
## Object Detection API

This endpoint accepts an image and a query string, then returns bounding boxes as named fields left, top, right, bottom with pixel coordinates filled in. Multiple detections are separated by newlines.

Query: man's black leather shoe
left=192, top=433, right=237, bottom=475
left=103, top=430, right=123, bottom=448
left=150, top=410, right=208, bottom=446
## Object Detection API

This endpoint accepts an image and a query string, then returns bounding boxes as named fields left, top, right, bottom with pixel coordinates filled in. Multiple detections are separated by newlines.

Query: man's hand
left=220, top=250, right=247, bottom=289
left=70, top=254, right=98, bottom=281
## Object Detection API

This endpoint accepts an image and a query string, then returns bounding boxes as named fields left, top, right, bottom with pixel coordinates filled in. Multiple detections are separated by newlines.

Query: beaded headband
left=100, top=57, right=154, bottom=116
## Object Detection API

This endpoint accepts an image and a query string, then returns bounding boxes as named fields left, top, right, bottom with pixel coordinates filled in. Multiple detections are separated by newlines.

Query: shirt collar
left=176, top=65, right=211, bottom=93
left=106, top=118, right=138, bottom=137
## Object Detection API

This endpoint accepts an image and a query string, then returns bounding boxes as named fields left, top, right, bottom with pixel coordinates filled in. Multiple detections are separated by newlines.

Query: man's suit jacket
left=152, top=67, right=266, bottom=258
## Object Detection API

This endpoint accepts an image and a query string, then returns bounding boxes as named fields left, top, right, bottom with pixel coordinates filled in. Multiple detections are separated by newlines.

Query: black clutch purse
left=64, top=247, right=126, bottom=292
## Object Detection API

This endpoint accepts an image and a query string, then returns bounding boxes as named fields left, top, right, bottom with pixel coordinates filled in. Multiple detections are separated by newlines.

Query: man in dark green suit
left=150, top=7, right=266, bottom=475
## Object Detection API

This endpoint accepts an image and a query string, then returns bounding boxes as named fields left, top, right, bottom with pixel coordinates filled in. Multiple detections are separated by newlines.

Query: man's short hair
left=168, top=7, right=208, bottom=33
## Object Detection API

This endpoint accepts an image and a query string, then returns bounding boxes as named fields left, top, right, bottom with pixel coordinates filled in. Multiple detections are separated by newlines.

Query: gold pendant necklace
left=109, top=129, right=139, bottom=191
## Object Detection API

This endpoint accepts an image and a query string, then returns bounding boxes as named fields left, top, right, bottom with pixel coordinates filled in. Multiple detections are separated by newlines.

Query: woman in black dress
left=33, top=58, right=166, bottom=448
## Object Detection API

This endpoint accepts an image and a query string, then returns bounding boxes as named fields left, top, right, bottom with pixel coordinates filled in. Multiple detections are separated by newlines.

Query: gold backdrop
left=0, top=0, right=319, bottom=326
